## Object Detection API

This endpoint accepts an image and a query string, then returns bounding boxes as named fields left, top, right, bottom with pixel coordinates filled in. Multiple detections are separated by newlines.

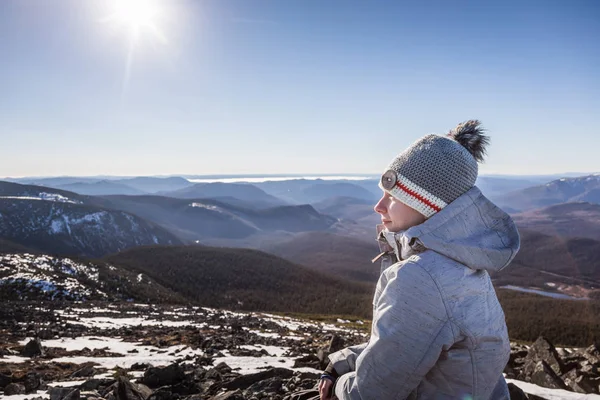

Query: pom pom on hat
left=447, top=119, right=490, bottom=163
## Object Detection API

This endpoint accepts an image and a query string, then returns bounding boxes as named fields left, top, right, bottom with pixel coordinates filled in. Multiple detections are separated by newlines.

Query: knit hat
left=379, top=120, right=489, bottom=218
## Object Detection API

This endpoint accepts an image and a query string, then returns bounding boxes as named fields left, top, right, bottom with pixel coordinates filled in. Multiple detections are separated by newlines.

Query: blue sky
left=1, top=0, right=598, bottom=177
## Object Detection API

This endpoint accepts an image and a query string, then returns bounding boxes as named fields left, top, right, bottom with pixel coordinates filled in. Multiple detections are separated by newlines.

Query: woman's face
left=374, top=190, right=426, bottom=232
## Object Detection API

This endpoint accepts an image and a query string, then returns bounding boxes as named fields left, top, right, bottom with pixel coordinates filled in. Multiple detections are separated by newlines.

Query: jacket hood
left=380, top=186, right=520, bottom=273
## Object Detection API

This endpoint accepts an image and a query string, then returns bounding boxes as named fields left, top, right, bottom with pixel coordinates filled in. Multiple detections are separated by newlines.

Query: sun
left=104, top=0, right=167, bottom=43
left=113, top=0, right=159, bottom=30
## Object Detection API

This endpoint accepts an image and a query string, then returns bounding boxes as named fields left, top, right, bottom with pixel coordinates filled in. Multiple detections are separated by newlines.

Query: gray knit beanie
left=379, top=120, right=490, bottom=218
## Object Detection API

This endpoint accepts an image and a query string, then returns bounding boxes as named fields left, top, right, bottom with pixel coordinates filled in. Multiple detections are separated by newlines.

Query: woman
left=319, top=120, right=520, bottom=400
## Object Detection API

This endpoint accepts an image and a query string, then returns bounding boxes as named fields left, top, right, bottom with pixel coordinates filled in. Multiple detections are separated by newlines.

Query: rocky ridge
left=1, top=302, right=599, bottom=400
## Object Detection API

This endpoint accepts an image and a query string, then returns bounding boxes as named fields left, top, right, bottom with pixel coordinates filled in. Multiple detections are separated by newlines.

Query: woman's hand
left=319, top=377, right=335, bottom=400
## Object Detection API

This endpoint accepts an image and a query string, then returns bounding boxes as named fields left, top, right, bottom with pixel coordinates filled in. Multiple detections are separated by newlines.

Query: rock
left=328, top=335, right=344, bottom=353
left=114, top=376, right=151, bottom=400
left=131, top=362, right=152, bottom=371
left=506, top=383, right=527, bottom=400
left=141, top=364, right=186, bottom=388
left=210, top=389, right=245, bottom=400
left=4, top=383, right=26, bottom=395
left=525, top=337, right=564, bottom=376
left=223, top=368, right=294, bottom=391
left=79, top=378, right=115, bottom=391
left=71, top=364, right=95, bottom=378
left=214, top=362, right=232, bottom=374
left=293, top=354, right=320, bottom=369
left=0, top=373, right=12, bottom=389
left=246, top=376, right=283, bottom=394
left=49, top=387, right=80, bottom=400
left=21, top=338, right=44, bottom=357
left=530, top=361, right=568, bottom=390
left=572, top=375, right=599, bottom=394
left=147, top=391, right=176, bottom=400
left=24, top=372, right=44, bottom=393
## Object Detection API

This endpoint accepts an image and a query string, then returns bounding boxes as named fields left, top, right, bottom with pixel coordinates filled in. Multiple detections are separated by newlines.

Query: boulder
left=141, top=364, right=186, bottom=388
left=210, top=389, right=244, bottom=400
left=49, top=387, right=80, bottom=400
left=71, top=364, right=95, bottom=378
left=530, top=361, right=568, bottom=390
left=24, top=371, right=44, bottom=393
left=223, top=368, right=294, bottom=391
left=4, top=383, right=26, bottom=395
left=0, top=373, right=12, bottom=389
left=245, top=376, right=283, bottom=394
left=507, top=383, right=527, bottom=400
left=525, top=337, right=564, bottom=376
left=114, top=376, right=152, bottom=400
left=21, top=338, right=44, bottom=357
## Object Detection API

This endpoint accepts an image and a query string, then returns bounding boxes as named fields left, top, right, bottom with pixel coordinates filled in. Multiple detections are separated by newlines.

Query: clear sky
left=1, top=0, right=598, bottom=177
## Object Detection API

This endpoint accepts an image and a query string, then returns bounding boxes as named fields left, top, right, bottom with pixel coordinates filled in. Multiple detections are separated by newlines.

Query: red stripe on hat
left=395, top=181, right=442, bottom=212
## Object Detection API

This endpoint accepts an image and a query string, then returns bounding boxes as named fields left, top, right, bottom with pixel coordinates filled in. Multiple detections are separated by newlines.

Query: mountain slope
left=164, top=182, right=287, bottom=208
left=497, top=175, right=600, bottom=211
left=105, top=246, right=373, bottom=317
left=56, top=180, right=146, bottom=196
left=312, top=196, right=376, bottom=220
left=0, top=253, right=184, bottom=302
left=260, top=231, right=380, bottom=283
left=512, top=202, right=600, bottom=240
left=114, top=177, right=193, bottom=193
left=0, top=181, right=182, bottom=257
left=493, top=229, right=600, bottom=292
left=94, top=195, right=337, bottom=241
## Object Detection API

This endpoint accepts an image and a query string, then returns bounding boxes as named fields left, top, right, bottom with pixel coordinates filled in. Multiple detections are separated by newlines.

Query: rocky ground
left=0, top=301, right=599, bottom=400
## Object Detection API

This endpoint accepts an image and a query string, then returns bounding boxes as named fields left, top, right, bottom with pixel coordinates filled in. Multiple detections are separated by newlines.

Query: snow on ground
left=0, top=192, right=80, bottom=204
left=507, top=379, right=600, bottom=399
left=214, top=350, right=320, bottom=375
left=0, top=392, right=50, bottom=400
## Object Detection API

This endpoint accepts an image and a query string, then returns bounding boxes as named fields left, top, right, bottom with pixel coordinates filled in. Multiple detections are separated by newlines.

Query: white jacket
left=330, top=186, right=520, bottom=400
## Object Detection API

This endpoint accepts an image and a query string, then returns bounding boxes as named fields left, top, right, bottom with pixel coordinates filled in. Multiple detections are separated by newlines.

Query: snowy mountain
left=0, top=181, right=182, bottom=257
left=0, top=253, right=184, bottom=302
left=497, top=174, right=600, bottom=211
left=93, top=195, right=338, bottom=242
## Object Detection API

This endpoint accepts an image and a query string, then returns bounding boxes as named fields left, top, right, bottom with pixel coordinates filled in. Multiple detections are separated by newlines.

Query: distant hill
left=56, top=180, right=146, bottom=196
left=496, top=175, right=600, bottom=211
left=476, top=176, right=548, bottom=198
left=312, top=196, right=376, bottom=221
left=114, top=177, right=193, bottom=193
left=260, top=231, right=380, bottom=283
left=493, top=229, right=600, bottom=290
left=95, top=195, right=337, bottom=241
left=512, top=202, right=600, bottom=240
left=0, top=181, right=182, bottom=257
left=0, top=253, right=184, bottom=303
left=164, top=182, right=287, bottom=208
left=105, top=246, right=373, bottom=317
left=253, top=179, right=380, bottom=205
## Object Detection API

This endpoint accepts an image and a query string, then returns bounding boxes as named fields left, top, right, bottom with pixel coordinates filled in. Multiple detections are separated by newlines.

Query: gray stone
left=21, top=338, right=44, bottom=357
left=4, top=383, right=26, bottom=396
left=141, top=364, right=185, bottom=388
left=525, top=337, right=564, bottom=376
left=506, top=383, right=527, bottom=400
left=210, top=389, right=244, bottom=400
left=0, top=373, right=12, bottom=389
left=530, top=361, right=568, bottom=390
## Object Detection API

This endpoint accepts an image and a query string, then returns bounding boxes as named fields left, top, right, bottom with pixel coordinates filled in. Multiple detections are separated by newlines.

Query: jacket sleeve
left=334, top=260, right=453, bottom=400
left=328, top=342, right=369, bottom=375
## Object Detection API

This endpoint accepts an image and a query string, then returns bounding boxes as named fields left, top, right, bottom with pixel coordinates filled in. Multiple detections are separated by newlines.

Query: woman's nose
left=374, top=197, right=386, bottom=214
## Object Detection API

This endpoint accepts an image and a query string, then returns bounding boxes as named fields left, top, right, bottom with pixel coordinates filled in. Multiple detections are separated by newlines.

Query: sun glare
left=104, top=0, right=167, bottom=43
left=114, top=0, right=159, bottom=30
